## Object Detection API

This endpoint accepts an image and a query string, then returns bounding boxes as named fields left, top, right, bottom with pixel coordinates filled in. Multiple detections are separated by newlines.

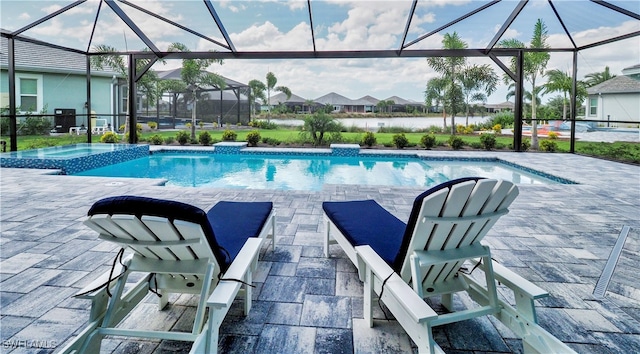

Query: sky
left=2, top=0, right=639, bottom=104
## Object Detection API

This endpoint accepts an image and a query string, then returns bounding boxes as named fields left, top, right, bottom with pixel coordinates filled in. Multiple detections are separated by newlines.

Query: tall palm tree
left=248, top=80, right=267, bottom=117
left=424, top=77, right=449, bottom=128
left=427, top=32, right=467, bottom=134
left=167, top=43, right=225, bottom=140
left=460, top=64, right=498, bottom=126
left=250, top=72, right=291, bottom=120
left=499, top=19, right=550, bottom=149
left=542, top=69, right=587, bottom=121
left=583, top=66, right=617, bottom=87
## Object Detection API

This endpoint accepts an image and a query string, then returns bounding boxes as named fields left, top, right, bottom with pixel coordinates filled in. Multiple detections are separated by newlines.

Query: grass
left=4, top=128, right=639, bottom=165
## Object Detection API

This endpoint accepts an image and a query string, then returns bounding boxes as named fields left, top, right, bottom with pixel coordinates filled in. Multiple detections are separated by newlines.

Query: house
left=586, top=64, right=640, bottom=127
left=483, top=101, right=514, bottom=113
left=1, top=31, right=124, bottom=132
left=267, top=92, right=314, bottom=113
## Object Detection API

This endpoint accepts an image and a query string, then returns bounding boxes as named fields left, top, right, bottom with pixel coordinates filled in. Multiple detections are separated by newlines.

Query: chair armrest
left=356, top=245, right=438, bottom=323
left=470, top=258, right=548, bottom=300
left=207, top=237, right=264, bottom=309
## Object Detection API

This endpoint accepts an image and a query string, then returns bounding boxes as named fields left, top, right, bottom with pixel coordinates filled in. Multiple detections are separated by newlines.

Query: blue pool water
left=73, top=152, right=567, bottom=191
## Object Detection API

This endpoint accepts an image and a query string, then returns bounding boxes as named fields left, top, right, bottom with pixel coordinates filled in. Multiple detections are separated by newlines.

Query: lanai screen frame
left=2, top=0, right=639, bottom=152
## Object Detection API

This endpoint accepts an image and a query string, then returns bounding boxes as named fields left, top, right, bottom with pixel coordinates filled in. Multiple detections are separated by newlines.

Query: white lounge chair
left=60, top=196, right=276, bottom=354
left=323, top=177, right=575, bottom=354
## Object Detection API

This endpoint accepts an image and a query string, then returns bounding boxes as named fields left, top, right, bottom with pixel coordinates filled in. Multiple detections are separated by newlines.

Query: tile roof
left=587, top=75, right=640, bottom=94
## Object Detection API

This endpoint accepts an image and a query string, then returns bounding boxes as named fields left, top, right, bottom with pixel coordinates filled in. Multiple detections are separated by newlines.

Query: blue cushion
left=207, top=201, right=273, bottom=267
left=323, top=200, right=406, bottom=267
left=323, top=177, right=484, bottom=272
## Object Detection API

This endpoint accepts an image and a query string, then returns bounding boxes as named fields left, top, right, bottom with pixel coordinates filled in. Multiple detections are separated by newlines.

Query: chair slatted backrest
left=399, top=179, right=518, bottom=286
left=84, top=196, right=223, bottom=278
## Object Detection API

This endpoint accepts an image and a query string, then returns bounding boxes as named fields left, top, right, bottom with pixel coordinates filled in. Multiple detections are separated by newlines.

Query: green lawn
left=3, top=127, right=639, bottom=164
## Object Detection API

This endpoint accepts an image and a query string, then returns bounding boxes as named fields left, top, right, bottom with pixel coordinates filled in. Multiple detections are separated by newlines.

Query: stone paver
left=1, top=150, right=639, bottom=353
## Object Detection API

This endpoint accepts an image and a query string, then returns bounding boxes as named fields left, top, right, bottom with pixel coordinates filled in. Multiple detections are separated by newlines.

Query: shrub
left=147, top=121, right=157, bottom=130
left=361, top=132, right=377, bottom=147
left=303, top=111, right=340, bottom=146
left=222, top=129, right=237, bottom=141
left=246, top=130, right=261, bottom=146
left=198, top=131, right=213, bottom=145
left=547, top=131, right=559, bottom=140
left=176, top=130, right=189, bottom=145
left=164, top=136, right=175, bottom=145
left=250, top=120, right=279, bottom=130
left=21, top=116, right=52, bottom=135
left=149, top=134, right=164, bottom=145
left=448, top=135, right=464, bottom=150
left=198, top=121, right=204, bottom=129
left=392, top=133, right=409, bottom=149
left=539, top=139, right=558, bottom=152
left=480, top=133, right=497, bottom=150
left=100, top=132, right=119, bottom=143
left=493, top=124, right=502, bottom=134
left=262, top=137, right=281, bottom=146
left=420, top=133, right=437, bottom=149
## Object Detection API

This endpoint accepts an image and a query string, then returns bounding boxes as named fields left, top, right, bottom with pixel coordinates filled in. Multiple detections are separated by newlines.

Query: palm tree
left=248, top=80, right=267, bottom=117
left=460, top=64, right=498, bottom=126
left=542, top=69, right=587, bottom=121
left=583, top=66, right=617, bottom=87
left=424, top=77, right=449, bottom=128
left=90, top=45, right=161, bottom=138
left=499, top=19, right=550, bottom=149
left=167, top=43, right=225, bottom=140
left=250, top=72, right=291, bottom=120
left=427, top=32, right=468, bottom=134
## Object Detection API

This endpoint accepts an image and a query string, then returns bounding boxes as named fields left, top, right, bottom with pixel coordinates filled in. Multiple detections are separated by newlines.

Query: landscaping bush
left=303, top=111, right=340, bottom=146
left=164, top=136, right=175, bottom=145
left=176, top=130, right=189, bottom=145
left=249, top=120, right=279, bottom=130
left=480, top=133, right=497, bottom=150
left=21, top=116, right=52, bottom=135
left=379, top=126, right=410, bottom=134
left=261, top=137, right=281, bottom=146
left=361, top=131, right=377, bottom=147
left=149, top=134, right=164, bottom=145
left=198, top=131, right=213, bottom=145
left=521, top=138, right=531, bottom=151
left=420, top=133, right=437, bottom=149
left=246, top=130, right=261, bottom=146
left=100, top=131, right=119, bottom=143
left=147, top=121, right=157, bottom=130
left=540, top=139, right=558, bottom=152
left=222, top=129, right=237, bottom=141
left=392, top=133, right=409, bottom=149
left=493, top=124, right=502, bottom=134
left=547, top=131, right=559, bottom=139
left=448, top=135, right=464, bottom=150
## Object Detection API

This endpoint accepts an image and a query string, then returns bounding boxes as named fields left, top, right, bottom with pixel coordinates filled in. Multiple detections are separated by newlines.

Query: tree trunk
left=191, top=88, right=197, bottom=140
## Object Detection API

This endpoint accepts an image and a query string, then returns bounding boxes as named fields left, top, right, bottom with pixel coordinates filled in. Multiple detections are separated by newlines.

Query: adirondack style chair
left=60, top=196, right=276, bottom=354
left=323, top=178, right=575, bottom=354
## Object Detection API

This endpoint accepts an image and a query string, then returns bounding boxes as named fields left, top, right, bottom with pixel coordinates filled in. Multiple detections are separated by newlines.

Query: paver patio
left=1, top=150, right=638, bottom=353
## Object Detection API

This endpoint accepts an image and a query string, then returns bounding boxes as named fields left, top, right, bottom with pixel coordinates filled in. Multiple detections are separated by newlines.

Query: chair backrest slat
left=109, top=214, right=176, bottom=260
left=85, top=215, right=159, bottom=259
left=173, top=220, right=214, bottom=260
left=141, top=215, right=201, bottom=261
left=400, top=179, right=518, bottom=287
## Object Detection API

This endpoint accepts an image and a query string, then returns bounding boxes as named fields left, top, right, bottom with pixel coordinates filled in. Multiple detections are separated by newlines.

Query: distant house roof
left=0, top=31, right=119, bottom=77
left=484, top=101, right=515, bottom=109
left=314, top=92, right=353, bottom=105
left=587, top=75, right=640, bottom=95
left=357, top=95, right=379, bottom=105
left=269, top=92, right=308, bottom=104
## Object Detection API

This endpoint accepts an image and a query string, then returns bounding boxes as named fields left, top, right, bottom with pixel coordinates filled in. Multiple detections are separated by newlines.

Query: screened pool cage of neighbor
left=1, top=0, right=639, bottom=151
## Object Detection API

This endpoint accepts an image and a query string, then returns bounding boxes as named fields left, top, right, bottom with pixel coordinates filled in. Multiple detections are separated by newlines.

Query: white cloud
left=18, top=13, right=31, bottom=20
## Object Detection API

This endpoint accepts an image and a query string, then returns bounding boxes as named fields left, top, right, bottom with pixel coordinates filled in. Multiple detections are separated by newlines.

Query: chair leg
left=324, top=217, right=331, bottom=258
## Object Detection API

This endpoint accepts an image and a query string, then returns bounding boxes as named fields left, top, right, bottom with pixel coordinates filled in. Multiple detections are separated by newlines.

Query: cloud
left=18, top=13, right=31, bottom=20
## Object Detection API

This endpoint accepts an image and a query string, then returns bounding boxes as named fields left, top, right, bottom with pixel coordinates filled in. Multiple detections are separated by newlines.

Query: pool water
left=73, top=152, right=564, bottom=191
left=4, top=143, right=128, bottom=159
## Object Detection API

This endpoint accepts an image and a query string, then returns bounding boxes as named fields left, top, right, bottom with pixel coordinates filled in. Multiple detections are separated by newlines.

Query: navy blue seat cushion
left=207, top=201, right=273, bottom=266
left=323, top=200, right=406, bottom=267
left=87, top=196, right=272, bottom=272
left=323, top=177, right=484, bottom=272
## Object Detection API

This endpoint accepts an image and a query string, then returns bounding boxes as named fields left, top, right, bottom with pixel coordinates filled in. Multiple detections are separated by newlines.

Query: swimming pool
left=73, top=151, right=570, bottom=191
